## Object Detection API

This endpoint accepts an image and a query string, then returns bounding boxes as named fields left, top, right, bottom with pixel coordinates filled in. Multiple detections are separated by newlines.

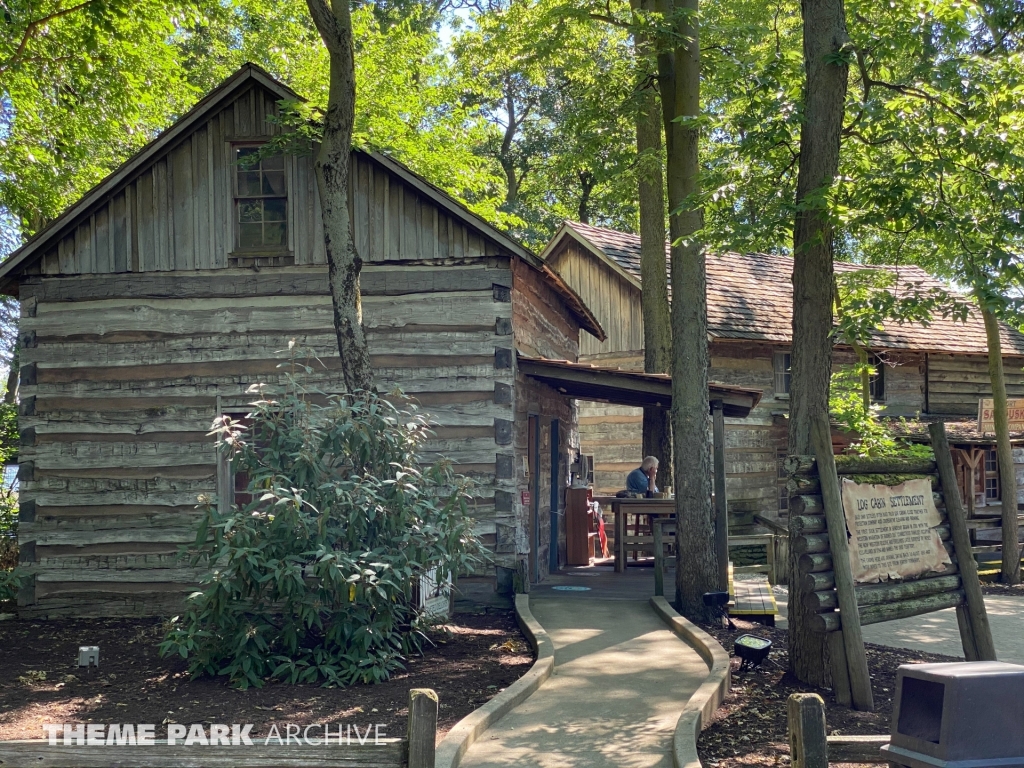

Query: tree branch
left=0, top=0, right=105, bottom=74
left=305, top=0, right=348, bottom=58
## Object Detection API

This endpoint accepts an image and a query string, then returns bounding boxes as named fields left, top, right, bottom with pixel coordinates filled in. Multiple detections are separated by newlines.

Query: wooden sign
left=841, top=478, right=952, bottom=584
left=978, top=397, right=1024, bottom=433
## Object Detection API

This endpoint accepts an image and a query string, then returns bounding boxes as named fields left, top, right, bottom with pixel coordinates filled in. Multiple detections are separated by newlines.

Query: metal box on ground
left=882, top=661, right=1024, bottom=768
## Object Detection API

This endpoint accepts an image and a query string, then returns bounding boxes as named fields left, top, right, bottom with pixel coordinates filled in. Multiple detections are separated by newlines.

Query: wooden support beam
left=712, top=400, right=729, bottom=593
left=929, top=421, right=997, bottom=661
left=811, top=417, right=874, bottom=712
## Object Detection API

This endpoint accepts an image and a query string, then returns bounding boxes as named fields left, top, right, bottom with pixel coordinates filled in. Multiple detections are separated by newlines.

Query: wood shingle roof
left=561, top=221, right=1024, bottom=356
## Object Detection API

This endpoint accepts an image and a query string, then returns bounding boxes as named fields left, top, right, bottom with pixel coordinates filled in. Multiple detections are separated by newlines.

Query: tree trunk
left=657, top=0, right=715, bottom=622
left=982, top=306, right=1021, bottom=584
left=306, top=0, right=373, bottom=392
left=635, top=0, right=673, bottom=492
left=787, top=0, right=850, bottom=686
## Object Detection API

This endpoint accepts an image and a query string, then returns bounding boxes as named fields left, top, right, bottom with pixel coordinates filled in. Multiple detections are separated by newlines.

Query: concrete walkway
left=859, top=594, right=1024, bottom=663
left=458, top=597, right=708, bottom=768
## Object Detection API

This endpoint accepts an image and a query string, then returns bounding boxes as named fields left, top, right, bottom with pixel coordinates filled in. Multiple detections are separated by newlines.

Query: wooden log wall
left=17, top=262, right=518, bottom=617
left=511, top=258, right=579, bottom=579
left=927, top=353, right=1024, bottom=416
left=785, top=455, right=967, bottom=635
left=576, top=343, right=787, bottom=525
left=31, top=83, right=500, bottom=278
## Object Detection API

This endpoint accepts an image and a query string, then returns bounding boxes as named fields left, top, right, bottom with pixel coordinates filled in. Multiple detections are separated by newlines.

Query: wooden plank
left=811, top=417, right=874, bottom=712
left=28, top=331, right=504, bottom=368
left=929, top=421, right=997, bottom=660
left=110, top=191, right=129, bottom=273
left=94, top=208, right=111, bottom=274
left=826, top=735, right=889, bottom=763
left=0, top=741, right=406, bottom=767
left=25, top=292, right=507, bottom=337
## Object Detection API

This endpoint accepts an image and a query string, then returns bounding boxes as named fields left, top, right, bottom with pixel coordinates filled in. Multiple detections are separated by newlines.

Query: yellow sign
left=978, top=398, right=1024, bottom=433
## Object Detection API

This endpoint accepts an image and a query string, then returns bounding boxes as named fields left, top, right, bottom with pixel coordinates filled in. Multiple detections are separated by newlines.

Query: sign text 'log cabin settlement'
left=840, top=478, right=952, bottom=583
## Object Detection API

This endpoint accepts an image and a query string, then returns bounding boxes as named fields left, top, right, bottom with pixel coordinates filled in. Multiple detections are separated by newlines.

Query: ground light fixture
left=733, top=635, right=772, bottom=671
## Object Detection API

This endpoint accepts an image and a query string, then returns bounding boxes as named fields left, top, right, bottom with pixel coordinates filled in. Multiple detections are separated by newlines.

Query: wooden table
left=593, top=497, right=676, bottom=573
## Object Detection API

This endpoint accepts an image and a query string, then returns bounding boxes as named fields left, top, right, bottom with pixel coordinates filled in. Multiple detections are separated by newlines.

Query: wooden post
left=788, top=693, right=828, bottom=768
left=653, top=517, right=664, bottom=597
left=407, top=688, right=438, bottom=768
left=929, top=422, right=997, bottom=661
left=955, top=605, right=979, bottom=662
left=827, top=631, right=852, bottom=708
left=713, top=400, right=729, bottom=592
left=811, top=417, right=874, bottom=712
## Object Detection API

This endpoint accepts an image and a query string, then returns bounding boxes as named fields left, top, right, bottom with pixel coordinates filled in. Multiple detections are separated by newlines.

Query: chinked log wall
left=16, top=263, right=517, bottom=618
left=786, top=455, right=966, bottom=635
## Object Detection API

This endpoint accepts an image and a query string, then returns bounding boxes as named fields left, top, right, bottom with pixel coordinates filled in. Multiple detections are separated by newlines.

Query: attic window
left=773, top=351, right=792, bottom=398
left=235, top=146, right=287, bottom=251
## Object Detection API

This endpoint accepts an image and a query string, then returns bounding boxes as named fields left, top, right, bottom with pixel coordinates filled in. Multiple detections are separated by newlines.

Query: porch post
left=712, top=400, right=729, bottom=592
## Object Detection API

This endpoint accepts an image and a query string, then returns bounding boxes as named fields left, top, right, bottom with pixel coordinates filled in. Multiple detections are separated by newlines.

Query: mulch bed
left=0, top=608, right=533, bottom=741
left=981, top=582, right=1024, bottom=597
left=696, top=618, right=959, bottom=768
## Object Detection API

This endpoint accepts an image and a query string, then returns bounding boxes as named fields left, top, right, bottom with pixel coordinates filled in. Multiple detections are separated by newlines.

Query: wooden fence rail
left=0, top=689, right=436, bottom=768
left=788, top=693, right=889, bottom=767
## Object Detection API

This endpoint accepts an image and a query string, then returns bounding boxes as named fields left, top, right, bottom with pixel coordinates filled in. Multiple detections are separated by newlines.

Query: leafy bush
left=161, top=363, right=484, bottom=688
left=830, top=365, right=932, bottom=459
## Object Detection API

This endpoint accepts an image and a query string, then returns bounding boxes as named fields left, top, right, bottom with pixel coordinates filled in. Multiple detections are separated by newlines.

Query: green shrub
left=160, top=362, right=484, bottom=688
left=830, top=365, right=932, bottom=459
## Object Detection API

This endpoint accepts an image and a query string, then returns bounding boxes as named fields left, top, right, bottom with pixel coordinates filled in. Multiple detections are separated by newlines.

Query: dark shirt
left=626, top=467, right=657, bottom=495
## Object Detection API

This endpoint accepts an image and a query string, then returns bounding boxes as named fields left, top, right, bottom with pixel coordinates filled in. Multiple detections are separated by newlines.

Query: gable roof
left=549, top=221, right=1024, bottom=357
left=0, top=65, right=604, bottom=339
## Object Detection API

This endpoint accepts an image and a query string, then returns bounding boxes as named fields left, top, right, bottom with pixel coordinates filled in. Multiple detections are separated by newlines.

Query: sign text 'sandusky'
left=841, top=477, right=952, bottom=583
left=978, top=397, right=1024, bottom=433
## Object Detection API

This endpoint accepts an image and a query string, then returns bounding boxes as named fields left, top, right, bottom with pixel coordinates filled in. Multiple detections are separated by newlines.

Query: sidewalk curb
left=650, top=596, right=732, bottom=768
left=434, top=594, right=555, bottom=768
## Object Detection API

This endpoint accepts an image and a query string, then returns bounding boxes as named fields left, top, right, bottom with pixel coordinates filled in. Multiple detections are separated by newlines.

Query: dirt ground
left=0, top=608, right=533, bottom=741
left=696, top=618, right=959, bottom=768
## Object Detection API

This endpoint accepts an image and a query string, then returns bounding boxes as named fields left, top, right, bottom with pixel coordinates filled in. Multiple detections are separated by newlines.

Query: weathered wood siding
left=512, top=258, right=578, bottom=578
left=31, top=83, right=500, bottom=278
left=17, top=262, right=517, bottom=617
left=927, top=353, right=1024, bottom=416
left=546, top=241, right=643, bottom=358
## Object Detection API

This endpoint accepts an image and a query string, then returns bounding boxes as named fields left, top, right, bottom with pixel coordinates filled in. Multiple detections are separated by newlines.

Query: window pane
left=238, top=199, right=263, bottom=223
left=238, top=171, right=262, bottom=196
left=261, top=154, right=284, bottom=170
left=263, top=197, right=286, bottom=221
left=262, top=171, right=286, bottom=196
left=263, top=222, right=287, bottom=246
left=236, top=147, right=259, bottom=165
left=239, top=223, right=263, bottom=248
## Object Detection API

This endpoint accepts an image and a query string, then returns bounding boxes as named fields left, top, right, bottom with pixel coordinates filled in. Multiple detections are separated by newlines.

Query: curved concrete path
left=458, top=597, right=708, bottom=768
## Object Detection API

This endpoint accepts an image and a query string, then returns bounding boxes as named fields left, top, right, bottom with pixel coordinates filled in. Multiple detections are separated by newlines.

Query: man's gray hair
left=641, top=456, right=659, bottom=471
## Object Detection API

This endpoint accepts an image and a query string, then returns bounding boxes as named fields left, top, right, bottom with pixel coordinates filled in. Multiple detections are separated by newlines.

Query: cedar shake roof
left=561, top=221, right=1024, bottom=356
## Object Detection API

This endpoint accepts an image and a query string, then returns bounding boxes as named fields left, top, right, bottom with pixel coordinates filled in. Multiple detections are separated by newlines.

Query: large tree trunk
left=306, top=0, right=373, bottom=392
left=787, top=0, right=850, bottom=686
left=982, top=306, right=1021, bottom=584
left=635, top=0, right=673, bottom=492
left=657, top=0, right=715, bottom=621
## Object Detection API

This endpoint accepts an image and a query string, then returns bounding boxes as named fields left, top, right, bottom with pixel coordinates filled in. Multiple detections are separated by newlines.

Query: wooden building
left=0, top=65, right=623, bottom=618
left=541, top=221, right=1024, bottom=533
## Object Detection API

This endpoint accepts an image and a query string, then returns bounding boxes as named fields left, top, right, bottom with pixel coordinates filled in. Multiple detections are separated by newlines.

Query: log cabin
left=541, top=221, right=1024, bottom=538
left=1, top=66, right=764, bottom=617
left=0, top=65, right=634, bottom=618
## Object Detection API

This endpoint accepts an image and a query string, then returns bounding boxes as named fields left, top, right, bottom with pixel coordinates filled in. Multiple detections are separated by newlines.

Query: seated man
left=625, top=456, right=659, bottom=496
